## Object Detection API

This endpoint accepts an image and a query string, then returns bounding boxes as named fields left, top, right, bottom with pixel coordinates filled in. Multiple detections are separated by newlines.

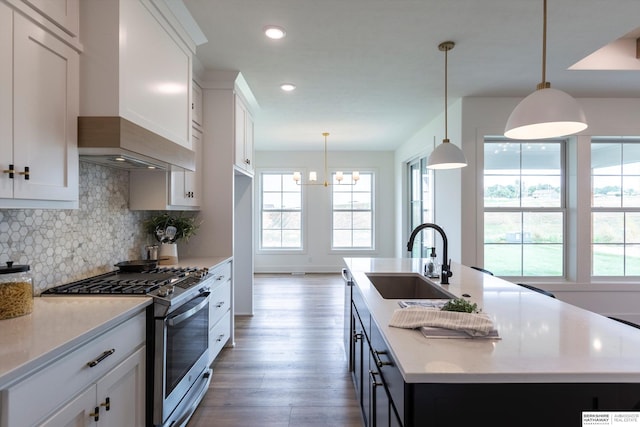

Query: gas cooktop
left=41, top=267, right=207, bottom=296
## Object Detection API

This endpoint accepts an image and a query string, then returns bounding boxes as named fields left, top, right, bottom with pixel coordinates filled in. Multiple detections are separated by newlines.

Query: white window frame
left=257, top=170, right=304, bottom=252
left=591, top=138, right=640, bottom=278
left=330, top=170, right=375, bottom=251
left=482, top=138, right=566, bottom=279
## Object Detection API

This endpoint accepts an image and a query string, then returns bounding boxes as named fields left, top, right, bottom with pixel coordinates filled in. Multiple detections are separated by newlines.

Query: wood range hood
left=78, top=117, right=196, bottom=171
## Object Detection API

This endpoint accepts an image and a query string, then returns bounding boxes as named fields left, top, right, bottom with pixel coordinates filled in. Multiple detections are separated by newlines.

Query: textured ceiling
left=184, top=0, right=640, bottom=151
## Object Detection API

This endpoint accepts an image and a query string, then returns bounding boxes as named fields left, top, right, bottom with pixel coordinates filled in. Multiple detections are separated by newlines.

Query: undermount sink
left=365, top=273, right=456, bottom=299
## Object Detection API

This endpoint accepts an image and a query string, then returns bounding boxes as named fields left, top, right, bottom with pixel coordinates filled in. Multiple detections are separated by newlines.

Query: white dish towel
left=389, top=306, right=496, bottom=337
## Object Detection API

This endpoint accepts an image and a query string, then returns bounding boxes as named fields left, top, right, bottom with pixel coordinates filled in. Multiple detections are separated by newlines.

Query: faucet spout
left=407, top=223, right=453, bottom=284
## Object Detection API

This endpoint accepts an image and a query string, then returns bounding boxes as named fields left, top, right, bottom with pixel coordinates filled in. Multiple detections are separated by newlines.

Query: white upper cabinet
left=0, top=1, right=79, bottom=208
left=192, top=81, right=203, bottom=128
left=129, top=126, right=202, bottom=210
left=22, top=0, right=80, bottom=36
left=235, top=93, right=254, bottom=175
left=80, top=0, right=194, bottom=150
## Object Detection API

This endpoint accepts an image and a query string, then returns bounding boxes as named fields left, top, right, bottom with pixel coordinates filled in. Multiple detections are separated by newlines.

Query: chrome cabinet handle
left=87, top=348, right=115, bottom=368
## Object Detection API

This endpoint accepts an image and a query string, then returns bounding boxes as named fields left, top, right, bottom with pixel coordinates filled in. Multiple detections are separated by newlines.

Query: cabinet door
left=192, top=81, right=203, bottom=126
left=244, top=110, right=254, bottom=173
left=39, top=386, right=95, bottom=427
left=369, top=352, right=391, bottom=427
left=12, top=12, right=78, bottom=201
left=0, top=3, right=12, bottom=199
left=96, top=347, right=146, bottom=427
left=351, top=310, right=368, bottom=426
left=170, top=127, right=201, bottom=207
left=22, top=0, right=80, bottom=36
left=234, top=96, right=246, bottom=169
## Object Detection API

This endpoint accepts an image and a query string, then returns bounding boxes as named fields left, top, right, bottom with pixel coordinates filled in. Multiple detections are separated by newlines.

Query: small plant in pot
left=143, top=213, right=200, bottom=264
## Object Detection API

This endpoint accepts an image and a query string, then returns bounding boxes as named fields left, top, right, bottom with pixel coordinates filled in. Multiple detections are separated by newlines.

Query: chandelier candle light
left=293, top=132, right=360, bottom=186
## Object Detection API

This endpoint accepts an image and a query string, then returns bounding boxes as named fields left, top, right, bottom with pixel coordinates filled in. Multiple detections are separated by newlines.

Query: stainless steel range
left=42, top=266, right=214, bottom=427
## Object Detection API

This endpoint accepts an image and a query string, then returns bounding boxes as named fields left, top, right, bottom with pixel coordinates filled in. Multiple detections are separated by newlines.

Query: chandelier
left=293, top=132, right=360, bottom=186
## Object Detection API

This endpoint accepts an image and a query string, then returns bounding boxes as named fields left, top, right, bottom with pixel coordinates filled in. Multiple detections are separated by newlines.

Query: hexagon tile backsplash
left=0, top=162, right=156, bottom=294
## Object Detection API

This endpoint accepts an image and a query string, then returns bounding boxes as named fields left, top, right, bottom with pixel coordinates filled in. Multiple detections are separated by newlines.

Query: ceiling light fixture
left=264, top=25, right=286, bottom=40
left=293, top=132, right=360, bottom=187
left=427, top=41, right=468, bottom=170
left=504, top=0, right=588, bottom=140
left=280, top=83, right=296, bottom=92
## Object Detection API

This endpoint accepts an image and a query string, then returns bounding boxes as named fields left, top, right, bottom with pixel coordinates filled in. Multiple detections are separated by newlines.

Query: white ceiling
left=183, top=0, right=640, bottom=152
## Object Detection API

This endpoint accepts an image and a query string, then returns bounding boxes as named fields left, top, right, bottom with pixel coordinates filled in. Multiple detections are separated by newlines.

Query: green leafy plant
left=441, top=298, right=479, bottom=314
left=143, top=213, right=200, bottom=243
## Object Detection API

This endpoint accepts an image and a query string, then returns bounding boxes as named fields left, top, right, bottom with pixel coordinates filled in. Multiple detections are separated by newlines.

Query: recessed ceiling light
left=280, top=83, right=296, bottom=92
left=264, top=25, right=286, bottom=40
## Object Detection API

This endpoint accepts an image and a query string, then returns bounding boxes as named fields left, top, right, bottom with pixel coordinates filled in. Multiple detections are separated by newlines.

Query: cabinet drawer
left=3, top=311, right=146, bottom=427
left=209, top=261, right=231, bottom=284
left=209, top=313, right=231, bottom=362
left=209, top=279, right=231, bottom=327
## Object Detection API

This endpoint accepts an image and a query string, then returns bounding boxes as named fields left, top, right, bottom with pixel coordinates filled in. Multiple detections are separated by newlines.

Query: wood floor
left=187, top=273, right=364, bottom=427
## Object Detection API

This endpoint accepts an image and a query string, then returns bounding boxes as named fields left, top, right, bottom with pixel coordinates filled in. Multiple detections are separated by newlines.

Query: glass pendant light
left=504, top=0, right=587, bottom=140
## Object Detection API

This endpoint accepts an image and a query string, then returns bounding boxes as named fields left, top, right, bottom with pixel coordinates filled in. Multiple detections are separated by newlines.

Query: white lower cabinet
left=208, top=260, right=232, bottom=365
left=40, top=347, right=145, bottom=427
left=1, top=312, right=146, bottom=427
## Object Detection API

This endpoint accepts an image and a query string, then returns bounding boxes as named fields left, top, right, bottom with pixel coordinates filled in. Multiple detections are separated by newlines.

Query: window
left=408, top=157, right=434, bottom=257
left=483, top=139, right=564, bottom=277
left=259, top=172, right=302, bottom=249
left=332, top=172, right=373, bottom=249
left=591, top=139, right=640, bottom=276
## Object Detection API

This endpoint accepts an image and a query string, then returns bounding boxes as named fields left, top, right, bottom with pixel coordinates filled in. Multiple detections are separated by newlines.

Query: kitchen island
left=344, top=257, right=640, bottom=426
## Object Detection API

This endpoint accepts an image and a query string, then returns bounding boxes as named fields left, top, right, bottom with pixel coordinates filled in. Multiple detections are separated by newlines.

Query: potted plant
left=143, top=213, right=200, bottom=264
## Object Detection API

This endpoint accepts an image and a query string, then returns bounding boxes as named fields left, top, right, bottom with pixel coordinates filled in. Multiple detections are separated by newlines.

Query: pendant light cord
left=539, top=0, right=548, bottom=88
left=444, top=45, right=448, bottom=141
left=438, top=42, right=454, bottom=142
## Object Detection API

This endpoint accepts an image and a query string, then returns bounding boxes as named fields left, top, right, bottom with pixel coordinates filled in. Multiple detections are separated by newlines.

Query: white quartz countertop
left=0, top=297, right=151, bottom=388
left=344, top=257, right=640, bottom=384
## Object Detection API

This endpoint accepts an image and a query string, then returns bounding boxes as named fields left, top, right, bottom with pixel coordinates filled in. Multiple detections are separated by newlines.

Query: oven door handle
left=167, top=292, right=211, bottom=327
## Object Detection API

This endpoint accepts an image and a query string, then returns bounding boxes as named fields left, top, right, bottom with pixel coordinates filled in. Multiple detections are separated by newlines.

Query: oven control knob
left=158, top=285, right=175, bottom=297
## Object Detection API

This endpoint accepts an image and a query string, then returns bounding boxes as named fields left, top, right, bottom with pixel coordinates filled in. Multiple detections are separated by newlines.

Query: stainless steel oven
left=153, top=283, right=212, bottom=427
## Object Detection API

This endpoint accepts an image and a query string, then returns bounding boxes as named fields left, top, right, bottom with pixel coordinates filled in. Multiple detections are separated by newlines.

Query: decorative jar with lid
left=0, top=261, right=33, bottom=320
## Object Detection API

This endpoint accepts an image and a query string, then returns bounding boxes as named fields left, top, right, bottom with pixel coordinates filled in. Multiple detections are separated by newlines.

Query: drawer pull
left=216, top=334, right=225, bottom=342
left=216, top=301, right=225, bottom=308
left=216, top=275, right=225, bottom=281
left=87, top=349, right=115, bottom=368
left=89, top=406, right=100, bottom=421
left=374, top=349, right=392, bottom=367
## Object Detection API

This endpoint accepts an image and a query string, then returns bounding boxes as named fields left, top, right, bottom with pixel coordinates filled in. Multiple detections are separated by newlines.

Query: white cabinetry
left=129, top=125, right=202, bottom=210
left=208, top=260, right=232, bottom=364
left=234, top=94, right=254, bottom=175
left=80, top=0, right=194, bottom=149
left=40, top=347, right=145, bottom=427
left=2, top=311, right=146, bottom=427
left=192, top=81, right=203, bottom=128
left=0, top=1, right=79, bottom=208
left=22, top=0, right=80, bottom=36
